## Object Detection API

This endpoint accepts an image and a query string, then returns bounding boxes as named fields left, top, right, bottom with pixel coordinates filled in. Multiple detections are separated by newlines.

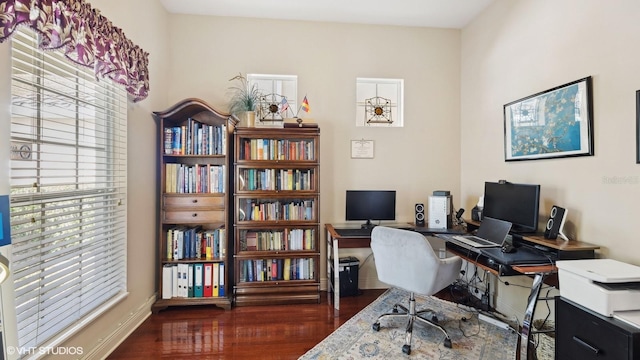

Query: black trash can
left=339, top=256, right=360, bottom=297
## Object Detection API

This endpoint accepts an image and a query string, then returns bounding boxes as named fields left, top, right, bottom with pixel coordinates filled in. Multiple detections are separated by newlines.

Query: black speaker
left=544, top=205, right=567, bottom=240
left=415, top=203, right=425, bottom=227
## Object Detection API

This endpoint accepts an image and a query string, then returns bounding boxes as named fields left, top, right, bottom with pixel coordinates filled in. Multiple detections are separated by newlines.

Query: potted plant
left=228, top=73, right=261, bottom=127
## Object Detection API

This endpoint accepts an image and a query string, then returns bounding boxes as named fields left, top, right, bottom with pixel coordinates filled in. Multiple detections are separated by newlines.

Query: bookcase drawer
left=234, top=284, right=320, bottom=306
left=164, top=210, right=225, bottom=223
left=163, top=195, right=224, bottom=209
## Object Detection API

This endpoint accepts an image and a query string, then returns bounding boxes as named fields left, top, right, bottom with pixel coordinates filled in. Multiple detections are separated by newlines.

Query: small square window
left=248, top=74, right=298, bottom=123
left=356, top=78, right=404, bottom=127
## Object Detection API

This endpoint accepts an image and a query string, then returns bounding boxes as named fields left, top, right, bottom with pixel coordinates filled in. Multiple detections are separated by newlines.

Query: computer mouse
left=501, top=244, right=516, bottom=253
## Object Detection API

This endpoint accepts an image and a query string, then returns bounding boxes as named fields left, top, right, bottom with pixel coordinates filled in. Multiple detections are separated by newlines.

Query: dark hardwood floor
left=108, top=286, right=492, bottom=359
left=108, top=290, right=386, bottom=359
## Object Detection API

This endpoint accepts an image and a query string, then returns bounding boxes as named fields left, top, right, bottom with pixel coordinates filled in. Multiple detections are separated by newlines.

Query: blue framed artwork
left=0, top=195, right=10, bottom=246
left=503, top=76, right=594, bottom=161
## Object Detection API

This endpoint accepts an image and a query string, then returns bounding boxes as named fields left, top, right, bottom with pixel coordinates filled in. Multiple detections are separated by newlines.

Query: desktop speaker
left=428, top=196, right=452, bottom=229
left=544, top=205, right=567, bottom=240
left=415, top=203, right=425, bottom=227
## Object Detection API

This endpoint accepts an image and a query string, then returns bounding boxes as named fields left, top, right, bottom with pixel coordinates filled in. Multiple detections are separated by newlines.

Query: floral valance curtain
left=0, top=0, right=149, bottom=102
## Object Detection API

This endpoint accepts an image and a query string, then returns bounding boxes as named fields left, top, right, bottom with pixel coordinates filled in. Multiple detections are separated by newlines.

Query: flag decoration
left=301, top=96, right=310, bottom=113
left=280, top=97, right=289, bottom=114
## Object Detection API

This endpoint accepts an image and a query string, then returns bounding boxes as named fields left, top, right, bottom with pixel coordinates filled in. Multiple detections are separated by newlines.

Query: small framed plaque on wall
left=351, top=139, right=374, bottom=159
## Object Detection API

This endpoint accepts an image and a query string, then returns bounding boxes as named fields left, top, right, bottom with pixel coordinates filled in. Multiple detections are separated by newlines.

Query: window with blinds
left=9, top=28, right=128, bottom=350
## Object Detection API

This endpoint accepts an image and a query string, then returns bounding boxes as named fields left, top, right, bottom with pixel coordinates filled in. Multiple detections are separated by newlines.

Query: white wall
left=461, top=0, right=640, bottom=318
left=164, top=15, right=463, bottom=288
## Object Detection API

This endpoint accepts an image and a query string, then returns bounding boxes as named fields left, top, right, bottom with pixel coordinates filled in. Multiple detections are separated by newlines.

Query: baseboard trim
left=82, top=294, right=156, bottom=360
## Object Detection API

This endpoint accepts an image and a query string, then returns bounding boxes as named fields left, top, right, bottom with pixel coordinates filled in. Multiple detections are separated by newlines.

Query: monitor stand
left=361, top=220, right=376, bottom=229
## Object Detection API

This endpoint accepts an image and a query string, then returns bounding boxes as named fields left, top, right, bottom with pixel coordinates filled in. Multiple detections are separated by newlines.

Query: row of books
left=239, top=168, right=314, bottom=191
left=238, top=258, right=315, bottom=282
left=166, top=227, right=226, bottom=260
left=239, top=138, right=315, bottom=161
left=165, top=163, right=225, bottom=193
left=239, top=228, right=315, bottom=251
left=162, top=262, right=225, bottom=299
left=238, top=199, right=314, bottom=221
left=164, top=119, right=227, bottom=156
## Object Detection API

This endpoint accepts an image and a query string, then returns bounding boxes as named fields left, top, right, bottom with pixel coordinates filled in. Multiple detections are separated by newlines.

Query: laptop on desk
left=438, top=217, right=512, bottom=250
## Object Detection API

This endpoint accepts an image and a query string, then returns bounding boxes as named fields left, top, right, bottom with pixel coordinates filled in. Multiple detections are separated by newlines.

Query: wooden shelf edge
left=151, top=297, right=232, bottom=313
left=234, top=294, right=320, bottom=307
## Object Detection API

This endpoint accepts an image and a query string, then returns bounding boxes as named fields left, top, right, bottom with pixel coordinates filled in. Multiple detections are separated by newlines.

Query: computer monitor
left=345, top=190, right=396, bottom=229
left=483, top=181, right=541, bottom=234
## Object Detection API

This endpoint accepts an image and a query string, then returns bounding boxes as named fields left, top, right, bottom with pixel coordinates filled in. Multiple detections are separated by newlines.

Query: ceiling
left=158, top=0, right=495, bottom=29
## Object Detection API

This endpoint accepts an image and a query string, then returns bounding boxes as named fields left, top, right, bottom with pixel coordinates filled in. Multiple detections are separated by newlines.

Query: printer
left=556, top=258, right=640, bottom=317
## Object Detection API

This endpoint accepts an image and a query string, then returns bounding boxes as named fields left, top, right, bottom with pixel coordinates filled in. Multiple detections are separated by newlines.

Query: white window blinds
left=9, top=28, right=128, bottom=350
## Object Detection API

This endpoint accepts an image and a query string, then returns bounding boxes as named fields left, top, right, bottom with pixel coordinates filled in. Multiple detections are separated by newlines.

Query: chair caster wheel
left=402, top=344, right=411, bottom=355
left=444, top=338, right=452, bottom=349
left=431, top=315, right=439, bottom=323
left=372, top=323, right=380, bottom=331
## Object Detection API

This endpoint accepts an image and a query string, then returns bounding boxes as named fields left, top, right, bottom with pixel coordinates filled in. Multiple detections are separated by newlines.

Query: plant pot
left=238, top=111, right=256, bottom=127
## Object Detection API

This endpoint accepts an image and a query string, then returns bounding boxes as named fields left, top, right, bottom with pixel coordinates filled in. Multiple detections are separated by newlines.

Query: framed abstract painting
left=503, top=77, right=594, bottom=161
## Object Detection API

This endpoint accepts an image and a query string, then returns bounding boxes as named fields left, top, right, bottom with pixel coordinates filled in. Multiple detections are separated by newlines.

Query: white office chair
left=370, top=226, right=463, bottom=355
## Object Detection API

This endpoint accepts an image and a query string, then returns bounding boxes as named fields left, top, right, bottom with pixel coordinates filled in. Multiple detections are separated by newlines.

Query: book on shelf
left=178, top=263, right=190, bottom=298
left=164, top=119, right=227, bottom=156
left=194, top=263, right=204, bottom=297
left=240, top=138, right=315, bottom=161
left=187, top=264, right=194, bottom=297
left=283, top=258, right=291, bottom=280
left=203, top=263, right=213, bottom=297
left=239, top=258, right=315, bottom=282
left=162, top=265, right=173, bottom=299
left=162, top=262, right=226, bottom=299
left=241, top=199, right=315, bottom=221
left=212, top=263, right=219, bottom=297
left=219, top=263, right=225, bottom=296
left=172, top=265, right=178, bottom=296
left=166, top=226, right=225, bottom=260
left=165, top=163, right=225, bottom=193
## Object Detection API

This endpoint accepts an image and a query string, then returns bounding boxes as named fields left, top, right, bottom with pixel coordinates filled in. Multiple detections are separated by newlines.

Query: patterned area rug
left=300, top=288, right=518, bottom=359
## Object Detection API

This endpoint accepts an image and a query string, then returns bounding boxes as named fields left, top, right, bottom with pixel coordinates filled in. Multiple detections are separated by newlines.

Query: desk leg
left=519, top=273, right=544, bottom=360
left=326, top=229, right=341, bottom=313
left=332, top=237, right=340, bottom=312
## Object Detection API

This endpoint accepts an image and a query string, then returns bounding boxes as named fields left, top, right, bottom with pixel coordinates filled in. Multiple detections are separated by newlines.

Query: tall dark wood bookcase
left=233, top=127, right=321, bottom=306
left=152, top=98, right=237, bottom=312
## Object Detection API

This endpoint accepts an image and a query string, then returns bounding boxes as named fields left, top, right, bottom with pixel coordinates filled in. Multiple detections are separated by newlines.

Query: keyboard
left=334, top=228, right=373, bottom=237
left=452, top=235, right=495, bottom=247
